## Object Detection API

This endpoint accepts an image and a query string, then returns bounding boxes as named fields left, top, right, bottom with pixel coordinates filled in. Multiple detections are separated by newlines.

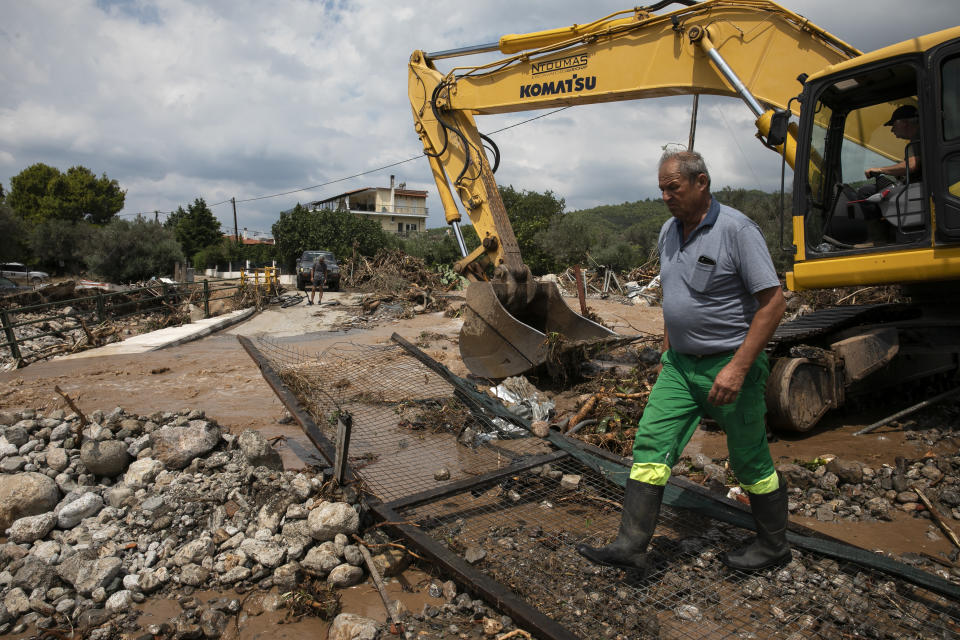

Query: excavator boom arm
left=408, top=0, right=860, bottom=274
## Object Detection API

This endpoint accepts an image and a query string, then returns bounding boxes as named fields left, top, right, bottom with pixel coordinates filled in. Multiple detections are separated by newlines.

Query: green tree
left=535, top=215, right=600, bottom=266
left=272, top=204, right=387, bottom=270
left=396, top=226, right=479, bottom=268
left=499, top=185, right=566, bottom=275
left=192, top=238, right=243, bottom=271
left=0, top=202, right=27, bottom=261
left=714, top=187, right=793, bottom=272
left=7, top=163, right=125, bottom=224
left=85, top=218, right=184, bottom=283
left=30, top=220, right=98, bottom=274
left=168, top=198, right=222, bottom=259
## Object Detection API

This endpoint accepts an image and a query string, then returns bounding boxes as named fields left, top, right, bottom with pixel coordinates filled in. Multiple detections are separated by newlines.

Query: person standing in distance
left=577, top=150, right=789, bottom=573
left=307, top=255, right=327, bottom=306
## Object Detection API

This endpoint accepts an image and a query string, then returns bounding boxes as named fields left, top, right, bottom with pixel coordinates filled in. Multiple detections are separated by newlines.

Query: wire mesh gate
left=241, top=334, right=960, bottom=640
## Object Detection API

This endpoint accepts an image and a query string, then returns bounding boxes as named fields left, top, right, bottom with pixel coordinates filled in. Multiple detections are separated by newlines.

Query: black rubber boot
left=722, top=475, right=791, bottom=570
left=576, top=479, right=664, bottom=571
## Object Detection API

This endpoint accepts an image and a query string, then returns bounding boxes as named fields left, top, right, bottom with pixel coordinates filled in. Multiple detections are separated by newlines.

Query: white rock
left=301, top=548, right=341, bottom=577
left=6, top=512, right=57, bottom=544
left=327, top=563, right=364, bottom=588
left=123, top=458, right=164, bottom=489
left=239, top=539, right=286, bottom=569
left=307, top=502, right=359, bottom=541
left=122, top=574, right=141, bottom=592
left=57, top=493, right=104, bottom=529
left=327, top=613, right=379, bottom=640
left=105, top=590, right=133, bottom=613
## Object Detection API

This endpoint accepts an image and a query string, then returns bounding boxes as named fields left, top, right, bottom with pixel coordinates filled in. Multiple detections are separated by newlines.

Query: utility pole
left=231, top=197, right=239, bottom=245
left=688, top=94, right=700, bottom=151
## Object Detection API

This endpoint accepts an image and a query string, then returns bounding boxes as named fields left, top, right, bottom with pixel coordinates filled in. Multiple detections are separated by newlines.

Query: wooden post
left=572, top=264, right=587, bottom=315
left=96, top=291, right=106, bottom=323
left=0, top=309, right=21, bottom=361
left=334, top=411, right=353, bottom=486
left=203, top=280, right=210, bottom=318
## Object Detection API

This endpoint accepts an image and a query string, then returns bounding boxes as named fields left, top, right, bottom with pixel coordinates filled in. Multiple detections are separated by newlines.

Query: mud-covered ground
left=1, top=290, right=958, bottom=638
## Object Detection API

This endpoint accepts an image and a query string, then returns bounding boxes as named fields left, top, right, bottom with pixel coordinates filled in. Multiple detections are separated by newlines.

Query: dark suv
left=296, top=251, right=340, bottom=291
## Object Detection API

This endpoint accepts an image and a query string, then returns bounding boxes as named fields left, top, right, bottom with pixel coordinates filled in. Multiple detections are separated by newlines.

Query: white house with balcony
left=308, top=176, right=427, bottom=234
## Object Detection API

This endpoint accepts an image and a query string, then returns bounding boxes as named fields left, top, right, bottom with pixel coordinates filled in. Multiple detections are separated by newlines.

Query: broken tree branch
left=915, top=488, right=960, bottom=550
left=854, top=386, right=960, bottom=436
left=568, top=394, right=600, bottom=432
left=355, top=541, right=404, bottom=634
left=53, top=385, right=88, bottom=428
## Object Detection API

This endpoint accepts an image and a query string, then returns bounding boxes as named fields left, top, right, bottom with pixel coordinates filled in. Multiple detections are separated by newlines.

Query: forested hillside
left=402, top=186, right=794, bottom=277
left=550, top=187, right=793, bottom=274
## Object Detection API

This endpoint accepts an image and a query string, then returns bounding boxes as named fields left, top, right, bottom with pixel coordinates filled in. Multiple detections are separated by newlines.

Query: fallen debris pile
left=342, top=249, right=459, bottom=314
left=0, top=281, right=257, bottom=370
left=0, top=309, right=176, bottom=370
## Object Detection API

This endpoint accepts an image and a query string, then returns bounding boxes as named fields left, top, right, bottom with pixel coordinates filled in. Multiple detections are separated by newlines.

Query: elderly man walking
left=577, top=150, right=788, bottom=573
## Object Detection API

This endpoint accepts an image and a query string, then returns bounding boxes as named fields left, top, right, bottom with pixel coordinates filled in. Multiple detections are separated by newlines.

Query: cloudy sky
left=1, top=0, right=955, bottom=238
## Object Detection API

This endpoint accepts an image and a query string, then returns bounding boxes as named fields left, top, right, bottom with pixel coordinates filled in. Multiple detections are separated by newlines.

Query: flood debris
left=0, top=280, right=256, bottom=369
left=342, top=248, right=462, bottom=315
left=0, top=404, right=535, bottom=639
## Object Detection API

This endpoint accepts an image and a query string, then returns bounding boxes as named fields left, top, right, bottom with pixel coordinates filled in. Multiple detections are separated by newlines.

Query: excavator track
left=766, top=301, right=960, bottom=432
left=769, top=303, right=916, bottom=350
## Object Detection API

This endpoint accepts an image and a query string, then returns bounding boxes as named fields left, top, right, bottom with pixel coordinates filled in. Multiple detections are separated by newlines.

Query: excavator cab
left=768, top=39, right=960, bottom=432
left=798, top=63, right=927, bottom=255
left=790, top=34, right=960, bottom=291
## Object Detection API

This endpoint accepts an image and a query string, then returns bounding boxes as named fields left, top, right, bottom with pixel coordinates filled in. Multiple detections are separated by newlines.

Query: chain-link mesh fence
left=252, top=335, right=960, bottom=640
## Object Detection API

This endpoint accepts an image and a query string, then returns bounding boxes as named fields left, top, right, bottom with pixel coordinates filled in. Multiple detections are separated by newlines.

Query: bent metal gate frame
left=239, top=334, right=960, bottom=640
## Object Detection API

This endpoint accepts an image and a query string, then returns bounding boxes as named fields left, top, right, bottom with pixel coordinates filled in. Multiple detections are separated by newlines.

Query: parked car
left=0, top=276, right=29, bottom=293
left=0, top=262, right=49, bottom=286
left=296, top=251, right=340, bottom=291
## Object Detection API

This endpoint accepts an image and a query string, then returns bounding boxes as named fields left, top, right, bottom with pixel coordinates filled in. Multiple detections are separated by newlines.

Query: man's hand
left=708, top=362, right=748, bottom=405
left=865, top=168, right=880, bottom=179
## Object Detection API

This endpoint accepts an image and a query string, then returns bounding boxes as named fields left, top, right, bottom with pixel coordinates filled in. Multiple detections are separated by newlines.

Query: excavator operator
left=577, top=150, right=790, bottom=574
left=865, top=104, right=921, bottom=181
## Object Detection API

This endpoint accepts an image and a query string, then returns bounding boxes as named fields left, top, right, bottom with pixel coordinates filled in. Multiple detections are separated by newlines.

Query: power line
left=118, top=106, right=572, bottom=217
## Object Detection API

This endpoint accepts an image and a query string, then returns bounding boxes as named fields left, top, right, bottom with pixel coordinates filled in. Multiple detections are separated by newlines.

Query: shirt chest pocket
left=685, top=256, right=717, bottom=293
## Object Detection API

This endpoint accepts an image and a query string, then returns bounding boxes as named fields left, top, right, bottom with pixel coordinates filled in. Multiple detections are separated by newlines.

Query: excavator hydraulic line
left=690, top=27, right=765, bottom=118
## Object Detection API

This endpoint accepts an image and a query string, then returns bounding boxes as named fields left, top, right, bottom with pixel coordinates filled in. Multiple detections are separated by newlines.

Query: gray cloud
left=1, top=0, right=953, bottom=236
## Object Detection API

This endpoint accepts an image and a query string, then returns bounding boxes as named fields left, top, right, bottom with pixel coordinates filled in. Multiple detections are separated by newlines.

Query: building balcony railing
left=314, top=203, right=428, bottom=216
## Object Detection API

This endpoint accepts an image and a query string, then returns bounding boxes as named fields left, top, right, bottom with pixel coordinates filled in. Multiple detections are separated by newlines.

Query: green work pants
left=631, top=349, right=778, bottom=494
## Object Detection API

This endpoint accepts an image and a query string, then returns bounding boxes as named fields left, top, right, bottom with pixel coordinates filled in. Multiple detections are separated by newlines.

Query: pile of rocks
left=678, top=448, right=959, bottom=526
left=0, top=407, right=421, bottom=639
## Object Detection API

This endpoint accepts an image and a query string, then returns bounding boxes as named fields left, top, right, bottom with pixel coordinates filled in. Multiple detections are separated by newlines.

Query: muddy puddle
left=4, top=569, right=445, bottom=640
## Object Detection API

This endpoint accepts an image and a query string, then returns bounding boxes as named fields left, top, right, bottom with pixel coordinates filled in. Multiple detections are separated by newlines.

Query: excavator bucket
left=460, top=281, right=618, bottom=379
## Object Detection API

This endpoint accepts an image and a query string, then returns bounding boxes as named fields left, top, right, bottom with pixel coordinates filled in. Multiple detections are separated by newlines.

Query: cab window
left=802, top=62, right=926, bottom=254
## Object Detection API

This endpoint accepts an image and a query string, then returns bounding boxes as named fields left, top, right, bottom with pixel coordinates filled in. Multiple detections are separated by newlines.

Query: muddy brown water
left=0, top=294, right=955, bottom=635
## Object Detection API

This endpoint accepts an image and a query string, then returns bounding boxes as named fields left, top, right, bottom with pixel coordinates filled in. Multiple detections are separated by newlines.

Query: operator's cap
left=884, top=104, right=918, bottom=125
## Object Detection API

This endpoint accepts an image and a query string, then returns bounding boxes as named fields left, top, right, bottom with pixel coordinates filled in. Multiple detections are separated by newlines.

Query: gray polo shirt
left=658, top=197, right=780, bottom=355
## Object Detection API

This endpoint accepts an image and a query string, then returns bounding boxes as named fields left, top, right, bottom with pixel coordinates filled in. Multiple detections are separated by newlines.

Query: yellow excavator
left=408, top=0, right=960, bottom=432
